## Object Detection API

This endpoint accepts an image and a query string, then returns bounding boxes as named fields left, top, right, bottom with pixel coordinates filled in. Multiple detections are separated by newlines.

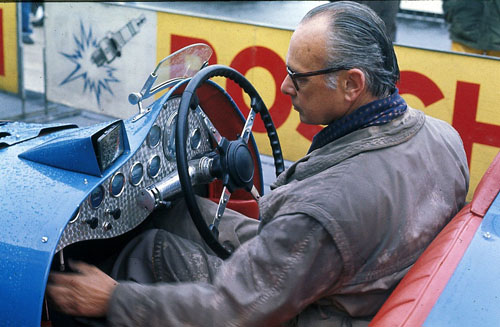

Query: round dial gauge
left=163, top=112, right=177, bottom=160
left=89, top=185, right=105, bottom=209
left=110, top=172, right=125, bottom=197
left=69, top=206, right=81, bottom=224
left=190, top=128, right=202, bottom=150
left=148, top=155, right=161, bottom=178
left=130, top=163, right=144, bottom=186
left=148, top=125, right=161, bottom=148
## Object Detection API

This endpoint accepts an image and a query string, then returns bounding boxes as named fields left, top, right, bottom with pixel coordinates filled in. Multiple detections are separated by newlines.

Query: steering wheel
left=176, top=65, right=285, bottom=259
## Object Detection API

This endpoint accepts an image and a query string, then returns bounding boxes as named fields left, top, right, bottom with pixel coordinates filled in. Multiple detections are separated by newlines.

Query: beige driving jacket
left=108, top=108, right=469, bottom=326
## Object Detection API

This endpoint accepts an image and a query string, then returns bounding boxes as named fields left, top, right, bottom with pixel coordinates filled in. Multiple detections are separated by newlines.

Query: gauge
left=163, top=112, right=177, bottom=160
left=89, top=185, right=105, bottom=209
left=190, top=128, right=202, bottom=150
left=148, top=125, right=161, bottom=148
left=95, top=122, right=125, bottom=171
left=148, top=155, right=161, bottom=178
left=110, top=172, right=125, bottom=197
left=130, top=162, right=144, bottom=186
left=69, top=206, right=81, bottom=224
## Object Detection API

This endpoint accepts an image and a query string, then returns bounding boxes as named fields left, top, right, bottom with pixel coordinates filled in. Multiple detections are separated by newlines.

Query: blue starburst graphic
left=59, top=21, right=119, bottom=107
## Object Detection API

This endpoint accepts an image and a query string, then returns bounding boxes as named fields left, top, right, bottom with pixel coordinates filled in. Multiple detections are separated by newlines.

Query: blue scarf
left=308, top=90, right=407, bottom=153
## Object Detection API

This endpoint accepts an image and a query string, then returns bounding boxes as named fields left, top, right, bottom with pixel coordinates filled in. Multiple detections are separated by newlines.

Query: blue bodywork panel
left=425, top=192, right=500, bottom=326
left=19, top=120, right=129, bottom=177
left=0, top=76, right=264, bottom=325
left=0, top=121, right=77, bottom=148
left=0, top=87, right=172, bottom=325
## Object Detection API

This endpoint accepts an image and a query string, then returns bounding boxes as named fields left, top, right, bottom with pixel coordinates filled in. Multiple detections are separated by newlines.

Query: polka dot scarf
left=308, top=90, right=408, bottom=154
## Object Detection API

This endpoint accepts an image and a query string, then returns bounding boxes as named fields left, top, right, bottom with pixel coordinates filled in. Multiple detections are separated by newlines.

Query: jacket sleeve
left=106, top=213, right=343, bottom=327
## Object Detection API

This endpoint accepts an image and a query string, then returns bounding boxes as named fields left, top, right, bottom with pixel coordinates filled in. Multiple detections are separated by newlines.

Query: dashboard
left=56, top=96, right=212, bottom=252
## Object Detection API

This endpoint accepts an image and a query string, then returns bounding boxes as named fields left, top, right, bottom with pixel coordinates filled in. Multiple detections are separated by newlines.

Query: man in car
left=47, top=2, right=469, bottom=326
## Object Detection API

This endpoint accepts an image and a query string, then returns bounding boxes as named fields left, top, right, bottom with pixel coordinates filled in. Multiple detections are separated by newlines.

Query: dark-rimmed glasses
left=286, top=66, right=350, bottom=91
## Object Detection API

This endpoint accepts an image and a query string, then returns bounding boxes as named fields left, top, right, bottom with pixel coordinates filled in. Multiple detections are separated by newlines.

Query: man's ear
left=342, top=68, right=365, bottom=102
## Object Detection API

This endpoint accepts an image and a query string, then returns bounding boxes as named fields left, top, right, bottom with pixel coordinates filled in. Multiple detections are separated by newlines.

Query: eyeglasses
left=286, top=66, right=350, bottom=91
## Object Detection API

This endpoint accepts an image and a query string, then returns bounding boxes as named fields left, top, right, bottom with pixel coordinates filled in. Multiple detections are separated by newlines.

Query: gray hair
left=301, top=1, right=400, bottom=98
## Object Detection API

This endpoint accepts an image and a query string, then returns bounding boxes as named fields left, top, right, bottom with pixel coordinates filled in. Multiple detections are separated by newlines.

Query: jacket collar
left=308, top=90, right=408, bottom=153
left=272, top=107, right=425, bottom=189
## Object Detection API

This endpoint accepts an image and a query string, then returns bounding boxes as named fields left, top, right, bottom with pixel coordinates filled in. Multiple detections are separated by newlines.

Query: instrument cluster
left=56, top=96, right=212, bottom=252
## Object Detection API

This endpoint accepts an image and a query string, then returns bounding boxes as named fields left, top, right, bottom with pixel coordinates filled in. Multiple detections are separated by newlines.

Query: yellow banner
left=157, top=11, right=500, bottom=200
left=395, top=47, right=500, bottom=200
left=0, top=3, right=19, bottom=94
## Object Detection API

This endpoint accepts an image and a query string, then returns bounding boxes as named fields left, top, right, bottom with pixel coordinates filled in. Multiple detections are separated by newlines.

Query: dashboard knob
left=85, top=217, right=99, bottom=229
left=108, top=208, right=121, bottom=220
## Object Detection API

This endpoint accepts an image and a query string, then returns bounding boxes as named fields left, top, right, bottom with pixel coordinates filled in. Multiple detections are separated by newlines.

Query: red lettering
left=397, top=71, right=444, bottom=106
left=452, top=81, right=500, bottom=166
left=297, top=123, right=322, bottom=141
left=228, top=46, right=291, bottom=132
left=170, top=34, right=217, bottom=66
left=0, top=9, right=4, bottom=76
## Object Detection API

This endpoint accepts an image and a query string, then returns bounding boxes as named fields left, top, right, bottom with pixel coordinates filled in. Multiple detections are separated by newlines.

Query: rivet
left=84, top=178, right=88, bottom=184
left=41, top=236, right=48, bottom=243
left=483, top=232, right=492, bottom=239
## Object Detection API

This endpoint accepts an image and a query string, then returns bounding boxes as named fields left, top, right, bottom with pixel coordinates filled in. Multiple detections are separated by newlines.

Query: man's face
left=281, top=15, right=349, bottom=125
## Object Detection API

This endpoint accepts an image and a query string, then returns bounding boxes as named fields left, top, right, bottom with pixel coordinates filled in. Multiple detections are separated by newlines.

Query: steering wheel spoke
left=210, top=186, right=232, bottom=238
left=250, top=184, right=261, bottom=202
left=241, top=108, right=257, bottom=144
left=194, top=105, right=224, bottom=147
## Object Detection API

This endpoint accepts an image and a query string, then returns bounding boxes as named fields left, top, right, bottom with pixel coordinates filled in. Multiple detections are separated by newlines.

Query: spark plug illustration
left=91, top=15, right=146, bottom=67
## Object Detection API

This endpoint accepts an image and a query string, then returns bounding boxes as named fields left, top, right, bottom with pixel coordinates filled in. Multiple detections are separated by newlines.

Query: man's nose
left=281, top=74, right=296, bottom=96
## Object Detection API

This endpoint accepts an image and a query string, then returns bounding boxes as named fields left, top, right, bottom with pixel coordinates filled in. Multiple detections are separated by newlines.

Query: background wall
left=44, top=3, right=500, bottom=200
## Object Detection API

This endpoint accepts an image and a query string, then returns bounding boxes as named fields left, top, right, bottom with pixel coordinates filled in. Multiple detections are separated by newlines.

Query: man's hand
left=46, top=260, right=118, bottom=317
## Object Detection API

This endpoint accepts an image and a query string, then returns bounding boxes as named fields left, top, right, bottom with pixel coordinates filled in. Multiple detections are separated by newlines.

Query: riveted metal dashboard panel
left=56, top=96, right=211, bottom=252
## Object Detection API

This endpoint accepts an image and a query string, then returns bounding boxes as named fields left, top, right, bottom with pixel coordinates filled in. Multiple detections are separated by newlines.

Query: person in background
left=21, top=2, right=34, bottom=44
left=31, top=2, right=44, bottom=28
left=443, top=0, right=500, bottom=57
left=331, top=0, right=400, bottom=41
left=47, top=2, right=469, bottom=326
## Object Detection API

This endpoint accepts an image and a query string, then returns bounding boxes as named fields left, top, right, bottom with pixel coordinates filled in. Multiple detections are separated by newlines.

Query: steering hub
left=217, top=140, right=253, bottom=192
